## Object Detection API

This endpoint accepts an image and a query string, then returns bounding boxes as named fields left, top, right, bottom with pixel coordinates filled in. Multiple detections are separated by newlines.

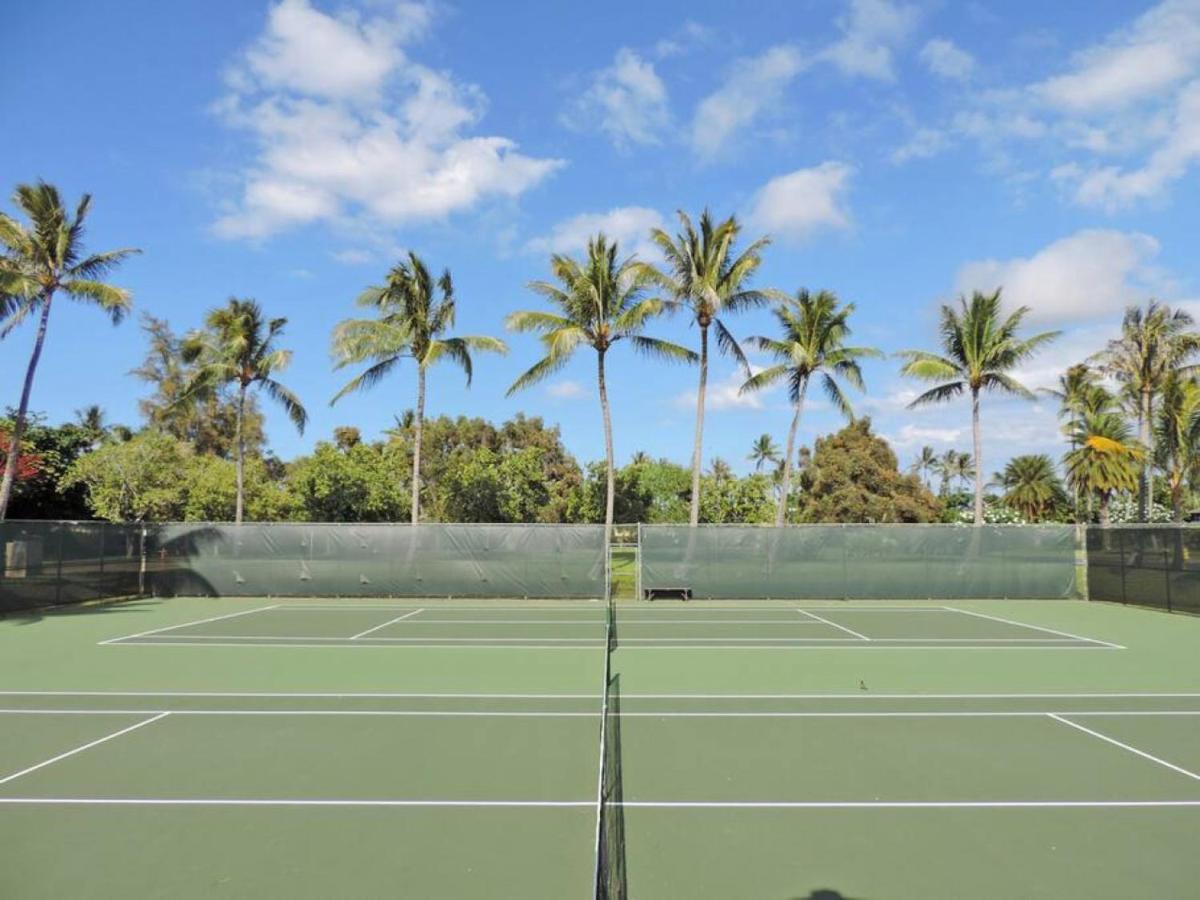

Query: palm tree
left=943, top=451, right=976, bottom=493
left=1092, top=301, right=1200, bottom=521
left=506, top=234, right=695, bottom=535
left=898, top=290, right=1059, bottom=525
left=0, top=182, right=140, bottom=519
left=74, top=405, right=109, bottom=448
left=181, top=298, right=307, bottom=523
left=1064, top=410, right=1143, bottom=525
left=909, top=445, right=938, bottom=489
left=331, top=253, right=507, bottom=524
left=741, top=290, right=882, bottom=525
left=708, top=457, right=733, bottom=483
left=642, top=209, right=772, bottom=526
left=630, top=450, right=651, bottom=466
left=991, top=454, right=1065, bottom=522
left=1040, top=364, right=1103, bottom=521
left=1154, top=373, right=1200, bottom=521
left=748, top=434, right=780, bottom=472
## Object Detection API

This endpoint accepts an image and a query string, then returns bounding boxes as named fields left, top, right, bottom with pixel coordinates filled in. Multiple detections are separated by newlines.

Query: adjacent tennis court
left=3, top=592, right=1200, bottom=898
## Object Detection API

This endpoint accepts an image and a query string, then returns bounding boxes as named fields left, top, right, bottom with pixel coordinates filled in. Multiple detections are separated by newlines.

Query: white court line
left=103, top=640, right=1122, bottom=651
left=797, top=609, right=870, bottom=641
left=0, top=712, right=169, bottom=786
left=3, top=691, right=1198, bottom=700
left=1048, top=714, right=1200, bottom=782
left=3, top=708, right=1200, bottom=719
left=99, top=605, right=281, bottom=645
left=106, top=634, right=1085, bottom=644
left=349, top=608, right=426, bottom=640
left=942, top=607, right=1125, bottom=649
left=0, top=797, right=1197, bottom=809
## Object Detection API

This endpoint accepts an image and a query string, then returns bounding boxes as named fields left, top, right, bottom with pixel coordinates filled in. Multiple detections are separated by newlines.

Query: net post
left=635, top=522, right=642, bottom=603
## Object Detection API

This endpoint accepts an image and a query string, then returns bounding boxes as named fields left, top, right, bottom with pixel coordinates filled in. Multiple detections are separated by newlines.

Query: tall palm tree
left=506, top=234, right=695, bottom=535
left=990, top=454, right=1065, bottom=522
left=1064, top=410, right=1143, bottom=525
left=1154, top=373, right=1200, bottom=521
left=1040, top=364, right=1102, bottom=521
left=642, top=209, right=772, bottom=526
left=181, top=299, right=307, bottom=523
left=909, top=445, right=938, bottom=489
left=897, top=290, right=1059, bottom=525
left=740, top=290, right=882, bottom=525
left=331, top=253, right=507, bottom=524
left=0, top=182, right=140, bottom=519
left=748, top=434, right=780, bottom=472
left=1092, top=301, right=1200, bottom=521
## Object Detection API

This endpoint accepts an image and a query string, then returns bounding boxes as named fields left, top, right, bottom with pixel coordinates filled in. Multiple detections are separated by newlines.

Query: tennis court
left=3, top=592, right=1200, bottom=898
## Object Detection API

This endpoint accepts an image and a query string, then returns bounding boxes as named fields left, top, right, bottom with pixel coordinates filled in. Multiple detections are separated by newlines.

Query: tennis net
left=592, top=598, right=626, bottom=899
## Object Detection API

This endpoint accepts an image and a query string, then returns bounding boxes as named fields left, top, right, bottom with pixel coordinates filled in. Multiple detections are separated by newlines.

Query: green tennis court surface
left=3, top=597, right=1200, bottom=898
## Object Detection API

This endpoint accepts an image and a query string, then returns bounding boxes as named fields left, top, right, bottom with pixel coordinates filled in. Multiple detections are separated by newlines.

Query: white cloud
left=547, top=380, right=586, bottom=399
left=1051, top=80, right=1200, bottom=209
left=888, top=423, right=965, bottom=449
left=525, top=206, right=666, bottom=259
left=655, top=21, right=716, bottom=58
left=674, top=368, right=765, bottom=412
left=746, top=163, right=854, bottom=241
left=331, top=248, right=373, bottom=265
left=891, top=127, right=949, bottom=163
left=1033, top=0, right=1200, bottom=112
left=212, top=0, right=562, bottom=239
left=690, top=45, right=806, bottom=160
left=954, top=229, right=1164, bottom=324
left=920, top=38, right=975, bottom=80
left=822, top=0, right=918, bottom=81
left=566, top=49, right=670, bottom=149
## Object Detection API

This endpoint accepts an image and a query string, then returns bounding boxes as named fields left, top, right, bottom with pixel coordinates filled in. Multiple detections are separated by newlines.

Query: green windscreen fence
left=640, top=524, right=1079, bottom=600
left=144, top=523, right=608, bottom=599
left=1086, top=526, right=1200, bottom=615
left=0, top=520, right=144, bottom=614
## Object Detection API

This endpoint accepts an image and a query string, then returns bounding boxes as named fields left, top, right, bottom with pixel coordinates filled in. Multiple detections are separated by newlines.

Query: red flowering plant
left=0, top=429, right=41, bottom=482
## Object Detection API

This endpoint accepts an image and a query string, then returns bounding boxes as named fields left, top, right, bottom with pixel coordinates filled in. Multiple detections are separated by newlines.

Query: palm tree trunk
left=597, top=349, right=615, bottom=542
left=775, top=385, right=807, bottom=527
left=972, top=389, right=983, bottom=526
left=1138, top=387, right=1152, bottom=522
left=0, top=294, right=53, bottom=521
left=411, top=367, right=426, bottom=526
left=688, top=325, right=709, bottom=527
left=234, top=383, right=246, bottom=524
left=1099, top=490, right=1112, bottom=526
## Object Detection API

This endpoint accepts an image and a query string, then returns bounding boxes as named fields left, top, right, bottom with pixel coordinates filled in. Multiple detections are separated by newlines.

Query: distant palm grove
left=2, top=181, right=1197, bottom=528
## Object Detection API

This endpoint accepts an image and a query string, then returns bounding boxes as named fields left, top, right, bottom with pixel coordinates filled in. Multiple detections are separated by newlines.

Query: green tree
left=748, top=434, right=780, bottom=472
left=0, top=182, right=140, bottom=519
left=61, top=432, right=189, bottom=522
left=287, top=440, right=408, bottom=522
left=0, top=412, right=94, bottom=519
left=991, top=454, right=1066, bottom=522
left=506, top=234, right=695, bottom=535
left=699, top=472, right=775, bottom=524
left=1092, top=301, right=1200, bottom=521
left=181, top=299, right=307, bottom=523
left=707, top=457, right=733, bottom=483
left=1064, top=408, right=1143, bottom=525
left=642, top=210, right=772, bottom=526
left=795, top=418, right=941, bottom=523
left=1154, top=374, right=1200, bottom=521
left=741, top=289, right=882, bottom=525
left=898, top=290, right=1059, bottom=525
left=131, top=314, right=265, bottom=457
left=181, top=453, right=295, bottom=522
left=438, top=447, right=551, bottom=523
left=909, top=445, right=938, bottom=490
left=331, top=253, right=507, bottom=524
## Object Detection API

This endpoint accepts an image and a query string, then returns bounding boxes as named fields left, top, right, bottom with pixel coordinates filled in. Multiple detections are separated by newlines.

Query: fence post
left=1117, top=528, right=1128, bottom=605
left=1164, top=547, right=1173, bottom=613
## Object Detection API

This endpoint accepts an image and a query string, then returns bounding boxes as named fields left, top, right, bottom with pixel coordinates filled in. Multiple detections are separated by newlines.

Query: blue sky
left=3, top=0, right=1199, bottom=478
